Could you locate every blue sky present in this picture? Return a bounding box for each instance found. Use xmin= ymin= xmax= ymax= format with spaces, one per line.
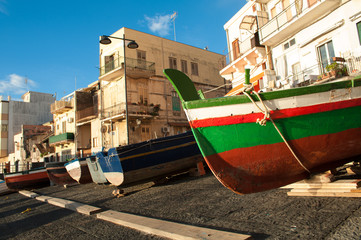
xmin=0 ymin=0 xmax=246 ymax=100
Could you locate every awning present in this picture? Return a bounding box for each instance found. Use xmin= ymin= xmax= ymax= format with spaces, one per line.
xmin=239 ymin=15 xmax=257 ymax=31
xmin=225 ymin=72 xmax=264 ymax=96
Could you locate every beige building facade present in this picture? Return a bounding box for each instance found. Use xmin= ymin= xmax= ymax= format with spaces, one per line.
xmin=97 ymin=27 xmax=227 ymax=149
xmin=49 ymin=93 xmax=76 ymax=161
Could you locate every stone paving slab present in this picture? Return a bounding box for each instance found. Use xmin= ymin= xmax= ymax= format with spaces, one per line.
xmin=97 ymin=210 xmax=252 ymax=240
xmin=18 ymin=190 xmax=39 ymax=198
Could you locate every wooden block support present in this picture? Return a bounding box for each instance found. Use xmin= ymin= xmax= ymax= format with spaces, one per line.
xmin=197 ymin=161 xmax=206 ymax=176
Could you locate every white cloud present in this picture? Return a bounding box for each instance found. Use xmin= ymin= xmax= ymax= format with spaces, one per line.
xmin=144 ymin=14 xmax=172 ymax=36
xmin=0 ymin=74 xmax=36 ymax=95
xmin=0 ymin=0 xmax=8 ymax=15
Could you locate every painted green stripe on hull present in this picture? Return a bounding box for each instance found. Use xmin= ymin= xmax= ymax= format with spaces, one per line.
xmin=184 ymin=79 xmax=361 ymax=110
xmin=193 ymin=105 xmax=361 ymax=157
xmin=202 ymin=128 xmax=361 ymax=194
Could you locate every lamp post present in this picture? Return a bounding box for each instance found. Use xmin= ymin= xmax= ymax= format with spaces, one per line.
xmin=100 ymin=34 xmax=139 ymax=145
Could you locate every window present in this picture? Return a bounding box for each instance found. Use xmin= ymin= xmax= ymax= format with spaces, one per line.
xmin=104 ymin=54 xmax=115 ymax=73
xmin=290 ymin=38 xmax=296 ymax=46
xmin=137 ymin=50 xmax=146 ymax=69
xmin=169 ymin=57 xmax=177 ymax=69
xmin=283 ymin=38 xmax=296 ymax=50
xmin=181 ymin=60 xmax=188 ymax=73
xmin=172 ymin=91 xmax=181 ymax=116
xmin=357 ymin=21 xmax=361 ymax=45
xmin=283 ymin=42 xmax=290 ymax=50
xmin=318 ymin=40 xmax=335 ymax=73
xmin=62 ymin=121 xmax=66 ymax=134
xmin=191 ymin=62 xmax=199 ymax=76
xmin=138 ymin=83 xmax=148 ymax=105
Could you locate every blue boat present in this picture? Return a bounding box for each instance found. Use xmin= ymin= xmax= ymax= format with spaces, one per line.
xmin=96 ymin=131 xmax=203 ymax=186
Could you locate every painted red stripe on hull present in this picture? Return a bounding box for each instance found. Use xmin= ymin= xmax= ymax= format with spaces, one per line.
xmin=5 ymin=171 xmax=48 ymax=183
xmin=191 ymin=98 xmax=361 ymax=128
xmin=203 ymin=128 xmax=361 ymax=194
xmin=5 ymin=171 xmax=50 ymax=189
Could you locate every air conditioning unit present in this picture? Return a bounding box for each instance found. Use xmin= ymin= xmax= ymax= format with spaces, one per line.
xmin=161 ymin=127 xmax=170 ymax=133
xmin=67 ymin=117 xmax=74 ymax=123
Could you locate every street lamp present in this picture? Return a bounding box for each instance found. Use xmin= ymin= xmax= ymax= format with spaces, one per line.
xmin=99 ymin=34 xmax=139 ymax=145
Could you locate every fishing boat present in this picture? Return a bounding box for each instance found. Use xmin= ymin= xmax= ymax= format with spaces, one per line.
xmin=86 ymin=155 xmax=108 ymax=184
xmin=0 ymin=180 xmax=15 ymax=195
xmin=4 ymin=167 xmax=50 ymax=190
xmin=96 ymin=131 xmax=203 ymax=187
xmin=65 ymin=157 xmax=92 ymax=184
xmin=164 ymin=69 xmax=361 ymax=194
xmin=46 ymin=161 xmax=77 ymax=186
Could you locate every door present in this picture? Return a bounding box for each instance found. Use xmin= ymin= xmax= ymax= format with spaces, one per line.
xmin=318 ymin=41 xmax=335 ymax=73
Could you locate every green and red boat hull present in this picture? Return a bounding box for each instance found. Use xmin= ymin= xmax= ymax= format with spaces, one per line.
xmin=164 ymin=69 xmax=361 ymax=194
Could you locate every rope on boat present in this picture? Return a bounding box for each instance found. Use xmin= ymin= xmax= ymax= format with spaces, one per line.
xmin=242 ymin=84 xmax=311 ymax=174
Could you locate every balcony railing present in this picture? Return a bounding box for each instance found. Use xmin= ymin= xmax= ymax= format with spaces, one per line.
xmin=101 ymin=102 xmax=126 ymax=119
xmin=259 ymin=0 xmax=340 ymax=45
xmin=128 ymin=104 xmax=159 ymax=117
xmin=49 ymin=132 xmax=74 ymax=145
xmin=0 ymin=162 xmax=45 ymax=174
xmin=51 ymin=100 xmax=73 ymax=114
xmin=76 ymin=106 xmax=98 ymax=122
xmin=100 ymin=56 xmax=156 ymax=76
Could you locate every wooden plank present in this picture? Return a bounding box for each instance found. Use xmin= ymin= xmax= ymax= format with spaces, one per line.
xmin=282 ymin=179 xmax=361 ymax=189
xmin=287 ymin=191 xmax=361 ymax=197
xmin=97 ymin=210 xmax=252 ymax=240
xmin=290 ymin=188 xmax=355 ymax=193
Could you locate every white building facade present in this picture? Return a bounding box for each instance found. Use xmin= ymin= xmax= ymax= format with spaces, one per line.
xmin=221 ymin=0 xmax=361 ymax=92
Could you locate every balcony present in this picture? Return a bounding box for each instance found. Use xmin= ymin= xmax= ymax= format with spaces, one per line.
xmin=259 ymin=0 xmax=341 ymax=46
xmin=101 ymin=102 xmax=126 ymax=120
xmin=49 ymin=132 xmax=74 ymax=146
xmin=76 ymin=106 xmax=98 ymax=123
xmin=101 ymin=103 xmax=159 ymax=121
xmin=99 ymin=56 xmax=156 ymax=81
xmin=51 ymin=100 xmax=73 ymax=114
xmin=221 ymin=32 xmax=266 ymax=76
xmin=128 ymin=104 xmax=159 ymax=119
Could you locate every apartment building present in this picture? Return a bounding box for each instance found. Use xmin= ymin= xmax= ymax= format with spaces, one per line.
xmin=49 ymin=93 xmax=76 ymax=161
xmin=0 ymin=91 xmax=55 ymax=161
xmin=95 ymin=27 xmax=227 ymax=150
xmin=221 ymin=0 xmax=361 ymax=92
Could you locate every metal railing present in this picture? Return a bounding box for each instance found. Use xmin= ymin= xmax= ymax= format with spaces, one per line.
xmin=259 ymin=0 xmax=320 ymax=42
xmin=102 ymin=102 xmax=126 ymax=119
xmin=76 ymin=106 xmax=98 ymax=122
xmin=345 ymin=55 xmax=361 ymax=76
xmin=99 ymin=56 xmax=156 ymax=76
xmin=51 ymin=100 xmax=73 ymax=113
xmin=0 ymin=162 xmax=45 ymax=174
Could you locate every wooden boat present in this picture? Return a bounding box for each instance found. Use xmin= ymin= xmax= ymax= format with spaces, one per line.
xmin=0 ymin=180 xmax=15 ymax=195
xmin=96 ymin=131 xmax=203 ymax=186
xmin=46 ymin=161 xmax=77 ymax=186
xmin=86 ymin=156 xmax=108 ymax=184
xmin=164 ymin=69 xmax=361 ymax=194
xmin=4 ymin=167 xmax=50 ymax=190
xmin=65 ymin=158 xmax=92 ymax=184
